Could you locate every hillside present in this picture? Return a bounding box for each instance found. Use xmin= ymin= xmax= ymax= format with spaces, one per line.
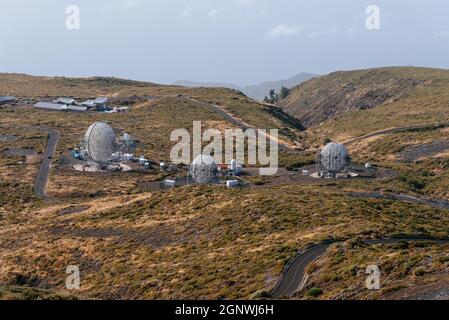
xmin=2 ymin=70 xmax=449 ymax=301
xmin=0 ymin=73 xmax=306 ymax=148
xmin=280 ymin=67 xmax=449 ymax=129
xmin=173 ymin=80 xmax=241 ymax=91
xmin=0 ymin=286 xmax=79 ymax=300
xmin=174 ymin=73 xmax=317 ymax=101
xmin=1 ymin=183 xmax=448 ymax=299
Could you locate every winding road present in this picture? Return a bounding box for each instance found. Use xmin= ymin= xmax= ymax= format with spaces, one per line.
xmin=271 ymin=242 xmax=331 ymax=298
xmin=271 ymin=237 xmax=449 ymax=298
xmin=270 ymin=190 xmax=449 ymax=298
xmin=160 ymin=96 xmax=449 ymax=299
xmin=265 ymin=119 xmax=449 ymax=298
xmin=25 ymin=122 xmax=449 ymax=298
xmin=7 ymin=100 xmax=449 ymax=299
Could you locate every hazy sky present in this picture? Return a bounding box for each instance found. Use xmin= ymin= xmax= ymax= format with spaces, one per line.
xmin=1 ymin=0 xmax=449 ymax=85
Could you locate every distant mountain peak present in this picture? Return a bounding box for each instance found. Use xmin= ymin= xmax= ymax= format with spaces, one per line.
xmin=173 ymin=73 xmax=318 ymax=100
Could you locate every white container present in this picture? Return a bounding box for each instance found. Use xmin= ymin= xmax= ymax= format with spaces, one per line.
xmin=235 ymin=165 xmax=243 ymax=175
xmin=230 ymin=159 xmax=237 ymax=171
xmin=302 ymin=170 xmax=309 ymax=176
xmin=226 ymin=180 xmax=239 ymax=188
xmin=123 ymin=153 xmax=134 ymax=161
xmin=164 ymin=179 xmax=176 ymax=187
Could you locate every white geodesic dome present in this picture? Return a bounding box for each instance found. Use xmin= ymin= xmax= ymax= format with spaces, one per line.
xmin=83 ymin=122 xmax=118 ymax=163
xmin=319 ymin=142 xmax=350 ymax=173
xmin=189 ymin=155 xmax=218 ymax=184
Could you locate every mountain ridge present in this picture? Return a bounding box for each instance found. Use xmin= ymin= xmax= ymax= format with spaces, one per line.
xmin=279 ymin=66 xmax=449 ymax=128
xmin=174 ymin=72 xmax=318 ymax=100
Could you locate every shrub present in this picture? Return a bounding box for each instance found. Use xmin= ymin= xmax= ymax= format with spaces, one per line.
xmin=412 ymin=267 xmax=427 ymax=277
xmin=307 ymin=287 xmax=323 ymax=297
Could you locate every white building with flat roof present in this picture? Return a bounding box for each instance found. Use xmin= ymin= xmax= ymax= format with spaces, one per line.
xmin=34 ymin=102 xmax=87 ymax=112
xmin=0 ymin=96 xmax=16 ymax=105
xmin=94 ymin=97 xmax=108 ymax=105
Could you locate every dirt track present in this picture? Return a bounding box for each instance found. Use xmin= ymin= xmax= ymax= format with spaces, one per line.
xmin=342 ymin=122 xmax=448 ymax=146
xmin=182 ymin=96 xmax=299 ymax=153
xmin=399 ymin=140 xmax=449 ymax=162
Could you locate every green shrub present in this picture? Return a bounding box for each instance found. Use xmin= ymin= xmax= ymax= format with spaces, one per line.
xmin=307 ymin=287 xmax=323 ymax=297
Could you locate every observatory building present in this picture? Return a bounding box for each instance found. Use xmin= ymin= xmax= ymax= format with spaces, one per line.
xmin=189 ymin=155 xmax=218 ymax=184
xmin=83 ymin=122 xmax=117 ymax=164
xmin=77 ymin=121 xmax=135 ymax=170
xmin=315 ymin=142 xmax=354 ymax=178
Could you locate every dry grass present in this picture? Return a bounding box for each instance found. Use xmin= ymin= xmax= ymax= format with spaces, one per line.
xmin=2 ymin=71 xmax=449 ymax=300
xmin=1 ymin=184 xmax=448 ymax=299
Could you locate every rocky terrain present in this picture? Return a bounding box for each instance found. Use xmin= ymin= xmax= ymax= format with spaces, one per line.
xmin=279 ymin=67 xmax=443 ymax=128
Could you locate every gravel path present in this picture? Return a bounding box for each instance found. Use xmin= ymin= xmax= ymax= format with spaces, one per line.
xmin=399 ymin=140 xmax=449 ymax=162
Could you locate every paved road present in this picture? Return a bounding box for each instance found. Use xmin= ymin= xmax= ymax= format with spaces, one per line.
xmin=271 ymin=237 xmax=449 ymax=298
xmin=269 ymin=182 xmax=449 ymax=298
xmin=21 ymin=126 xmax=60 ymax=201
xmin=271 ymin=243 xmax=331 ymax=298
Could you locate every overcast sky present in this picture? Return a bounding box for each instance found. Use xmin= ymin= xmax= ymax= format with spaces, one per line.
xmin=1 ymin=0 xmax=449 ymax=85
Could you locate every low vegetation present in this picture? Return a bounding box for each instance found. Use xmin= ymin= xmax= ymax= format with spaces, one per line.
xmin=300 ymin=241 xmax=449 ymax=300
xmin=1 ymin=184 xmax=448 ymax=299
xmin=1 ymin=69 xmax=449 ymax=300
xmin=282 ymin=67 xmax=449 ymax=129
